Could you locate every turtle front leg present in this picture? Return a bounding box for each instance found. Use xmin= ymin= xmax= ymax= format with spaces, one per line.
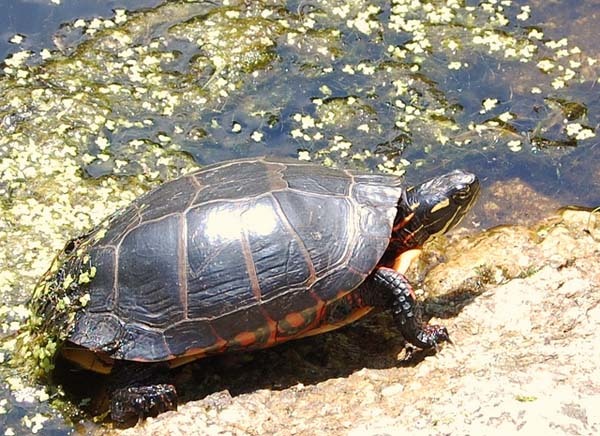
xmin=362 ymin=267 xmax=450 ymax=349
xmin=111 ymin=383 xmax=177 ymax=423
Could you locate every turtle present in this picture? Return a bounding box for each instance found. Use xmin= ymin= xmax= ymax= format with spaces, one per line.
xmin=28 ymin=157 xmax=479 ymax=423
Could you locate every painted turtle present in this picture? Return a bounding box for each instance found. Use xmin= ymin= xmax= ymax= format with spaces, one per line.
xmin=29 ymin=157 xmax=479 ymax=422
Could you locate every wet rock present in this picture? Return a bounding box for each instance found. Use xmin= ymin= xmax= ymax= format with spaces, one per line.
xmin=479 ymin=178 xmax=562 ymax=227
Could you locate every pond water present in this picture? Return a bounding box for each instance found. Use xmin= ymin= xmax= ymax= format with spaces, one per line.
xmin=0 ymin=0 xmax=164 ymax=61
xmin=0 ymin=0 xmax=598 ymax=433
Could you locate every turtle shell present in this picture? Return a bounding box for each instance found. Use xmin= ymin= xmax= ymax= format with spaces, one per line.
xmin=67 ymin=157 xmax=404 ymax=362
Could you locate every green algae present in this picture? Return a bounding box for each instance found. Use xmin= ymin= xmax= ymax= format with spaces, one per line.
xmin=18 ymin=238 xmax=95 ymax=379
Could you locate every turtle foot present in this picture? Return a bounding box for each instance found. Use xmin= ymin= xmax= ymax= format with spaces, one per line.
xmin=111 ymin=384 xmax=177 ymax=424
xmin=372 ymin=267 xmax=451 ymax=350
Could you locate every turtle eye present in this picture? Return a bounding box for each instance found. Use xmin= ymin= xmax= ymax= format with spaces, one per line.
xmin=64 ymin=234 xmax=88 ymax=254
xmin=453 ymin=186 xmax=471 ymax=201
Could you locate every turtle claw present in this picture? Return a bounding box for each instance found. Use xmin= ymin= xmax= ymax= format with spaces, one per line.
xmin=407 ymin=323 xmax=450 ymax=350
xmin=400 ymin=326 xmax=451 ymax=363
xmin=111 ymin=384 xmax=178 ymax=424
xmin=417 ymin=324 xmax=451 ymax=350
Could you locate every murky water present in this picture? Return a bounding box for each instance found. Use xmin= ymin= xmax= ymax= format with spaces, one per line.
xmin=0 ymin=0 xmax=164 ymax=61
xmin=0 ymin=0 xmax=598 ymax=433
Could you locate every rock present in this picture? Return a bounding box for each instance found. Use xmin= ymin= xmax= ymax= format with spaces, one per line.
xmin=380 ymin=383 xmax=404 ymax=398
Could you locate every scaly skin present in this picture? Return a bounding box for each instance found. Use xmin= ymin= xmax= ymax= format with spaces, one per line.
xmin=353 ymin=267 xmax=450 ymax=349
xmin=111 ymin=384 xmax=177 ymax=424
xmin=318 ymin=266 xmax=450 ymax=350
xmin=369 ymin=267 xmax=449 ymax=349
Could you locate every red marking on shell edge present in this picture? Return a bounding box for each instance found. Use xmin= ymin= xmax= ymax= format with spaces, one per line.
xmin=295 ymin=306 xmax=374 ymax=339
xmin=164 ymin=337 xmax=229 ymax=369
xmin=257 ymin=307 xmax=279 ymax=346
xmin=266 ymin=317 xmax=278 ymax=345
xmin=173 ymin=324 xmax=229 ymax=362
xmin=284 ymin=312 xmax=307 ymax=329
xmin=314 ymin=299 xmax=327 ymax=325
xmin=335 ymin=289 xmax=349 ymax=299
xmin=233 ymin=331 xmax=257 ymax=347
xmin=207 ymin=323 xmax=228 ymax=348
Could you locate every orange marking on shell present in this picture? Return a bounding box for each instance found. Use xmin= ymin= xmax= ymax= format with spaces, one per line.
xmin=210 ymin=337 xmax=228 ymax=354
xmin=167 ymin=337 xmax=229 ymax=368
xmin=284 ymin=312 xmax=307 ymax=329
xmin=180 ymin=337 xmax=226 ymax=357
xmin=335 ymin=289 xmax=349 ymax=299
xmin=168 ymin=353 xmax=206 ymax=369
xmin=205 ymin=324 xmax=228 ymax=352
xmin=297 ymin=306 xmax=374 ymax=339
xmin=256 ymin=308 xmax=279 ymax=346
xmin=234 ymin=331 xmax=257 ymax=347
xmin=313 ymin=298 xmax=327 ymax=324
xmin=267 ymin=317 xmax=278 ymax=345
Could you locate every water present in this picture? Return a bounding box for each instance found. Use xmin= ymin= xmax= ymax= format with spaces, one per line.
xmin=0 ymin=0 xmax=598 ymax=433
xmin=0 ymin=0 xmax=163 ymax=61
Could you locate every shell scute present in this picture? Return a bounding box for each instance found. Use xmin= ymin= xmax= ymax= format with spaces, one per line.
xmin=137 ymin=176 xmax=198 ymax=221
xmin=163 ymin=320 xmax=219 ymax=357
xmin=85 ymin=246 xmax=117 ymax=313
xmin=185 ymin=203 xmax=258 ymax=319
xmin=190 ymin=160 xmax=284 ymax=203
xmin=70 ymin=312 xmax=125 ymax=354
xmin=115 ymin=214 xmax=185 ymax=328
xmin=271 ymin=190 xmax=354 ymax=277
xmin=280 ymin=163 xmax=349 ymax=196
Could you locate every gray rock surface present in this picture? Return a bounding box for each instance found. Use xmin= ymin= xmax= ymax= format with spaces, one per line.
xmin=108 ymin=209 xmax=600 ymax=435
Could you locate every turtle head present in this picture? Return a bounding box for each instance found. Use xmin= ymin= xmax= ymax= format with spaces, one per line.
xmin=394 ymin=170 xmax=480 ymax=249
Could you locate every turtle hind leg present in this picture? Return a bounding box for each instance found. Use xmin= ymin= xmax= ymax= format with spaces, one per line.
xmin=107 ymin=361 xmax=178 ymax=425
xmin=364 ymin=267 xmax=450 ymax=349
xmin=111 ymin=384 xmax=177 ymax=424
